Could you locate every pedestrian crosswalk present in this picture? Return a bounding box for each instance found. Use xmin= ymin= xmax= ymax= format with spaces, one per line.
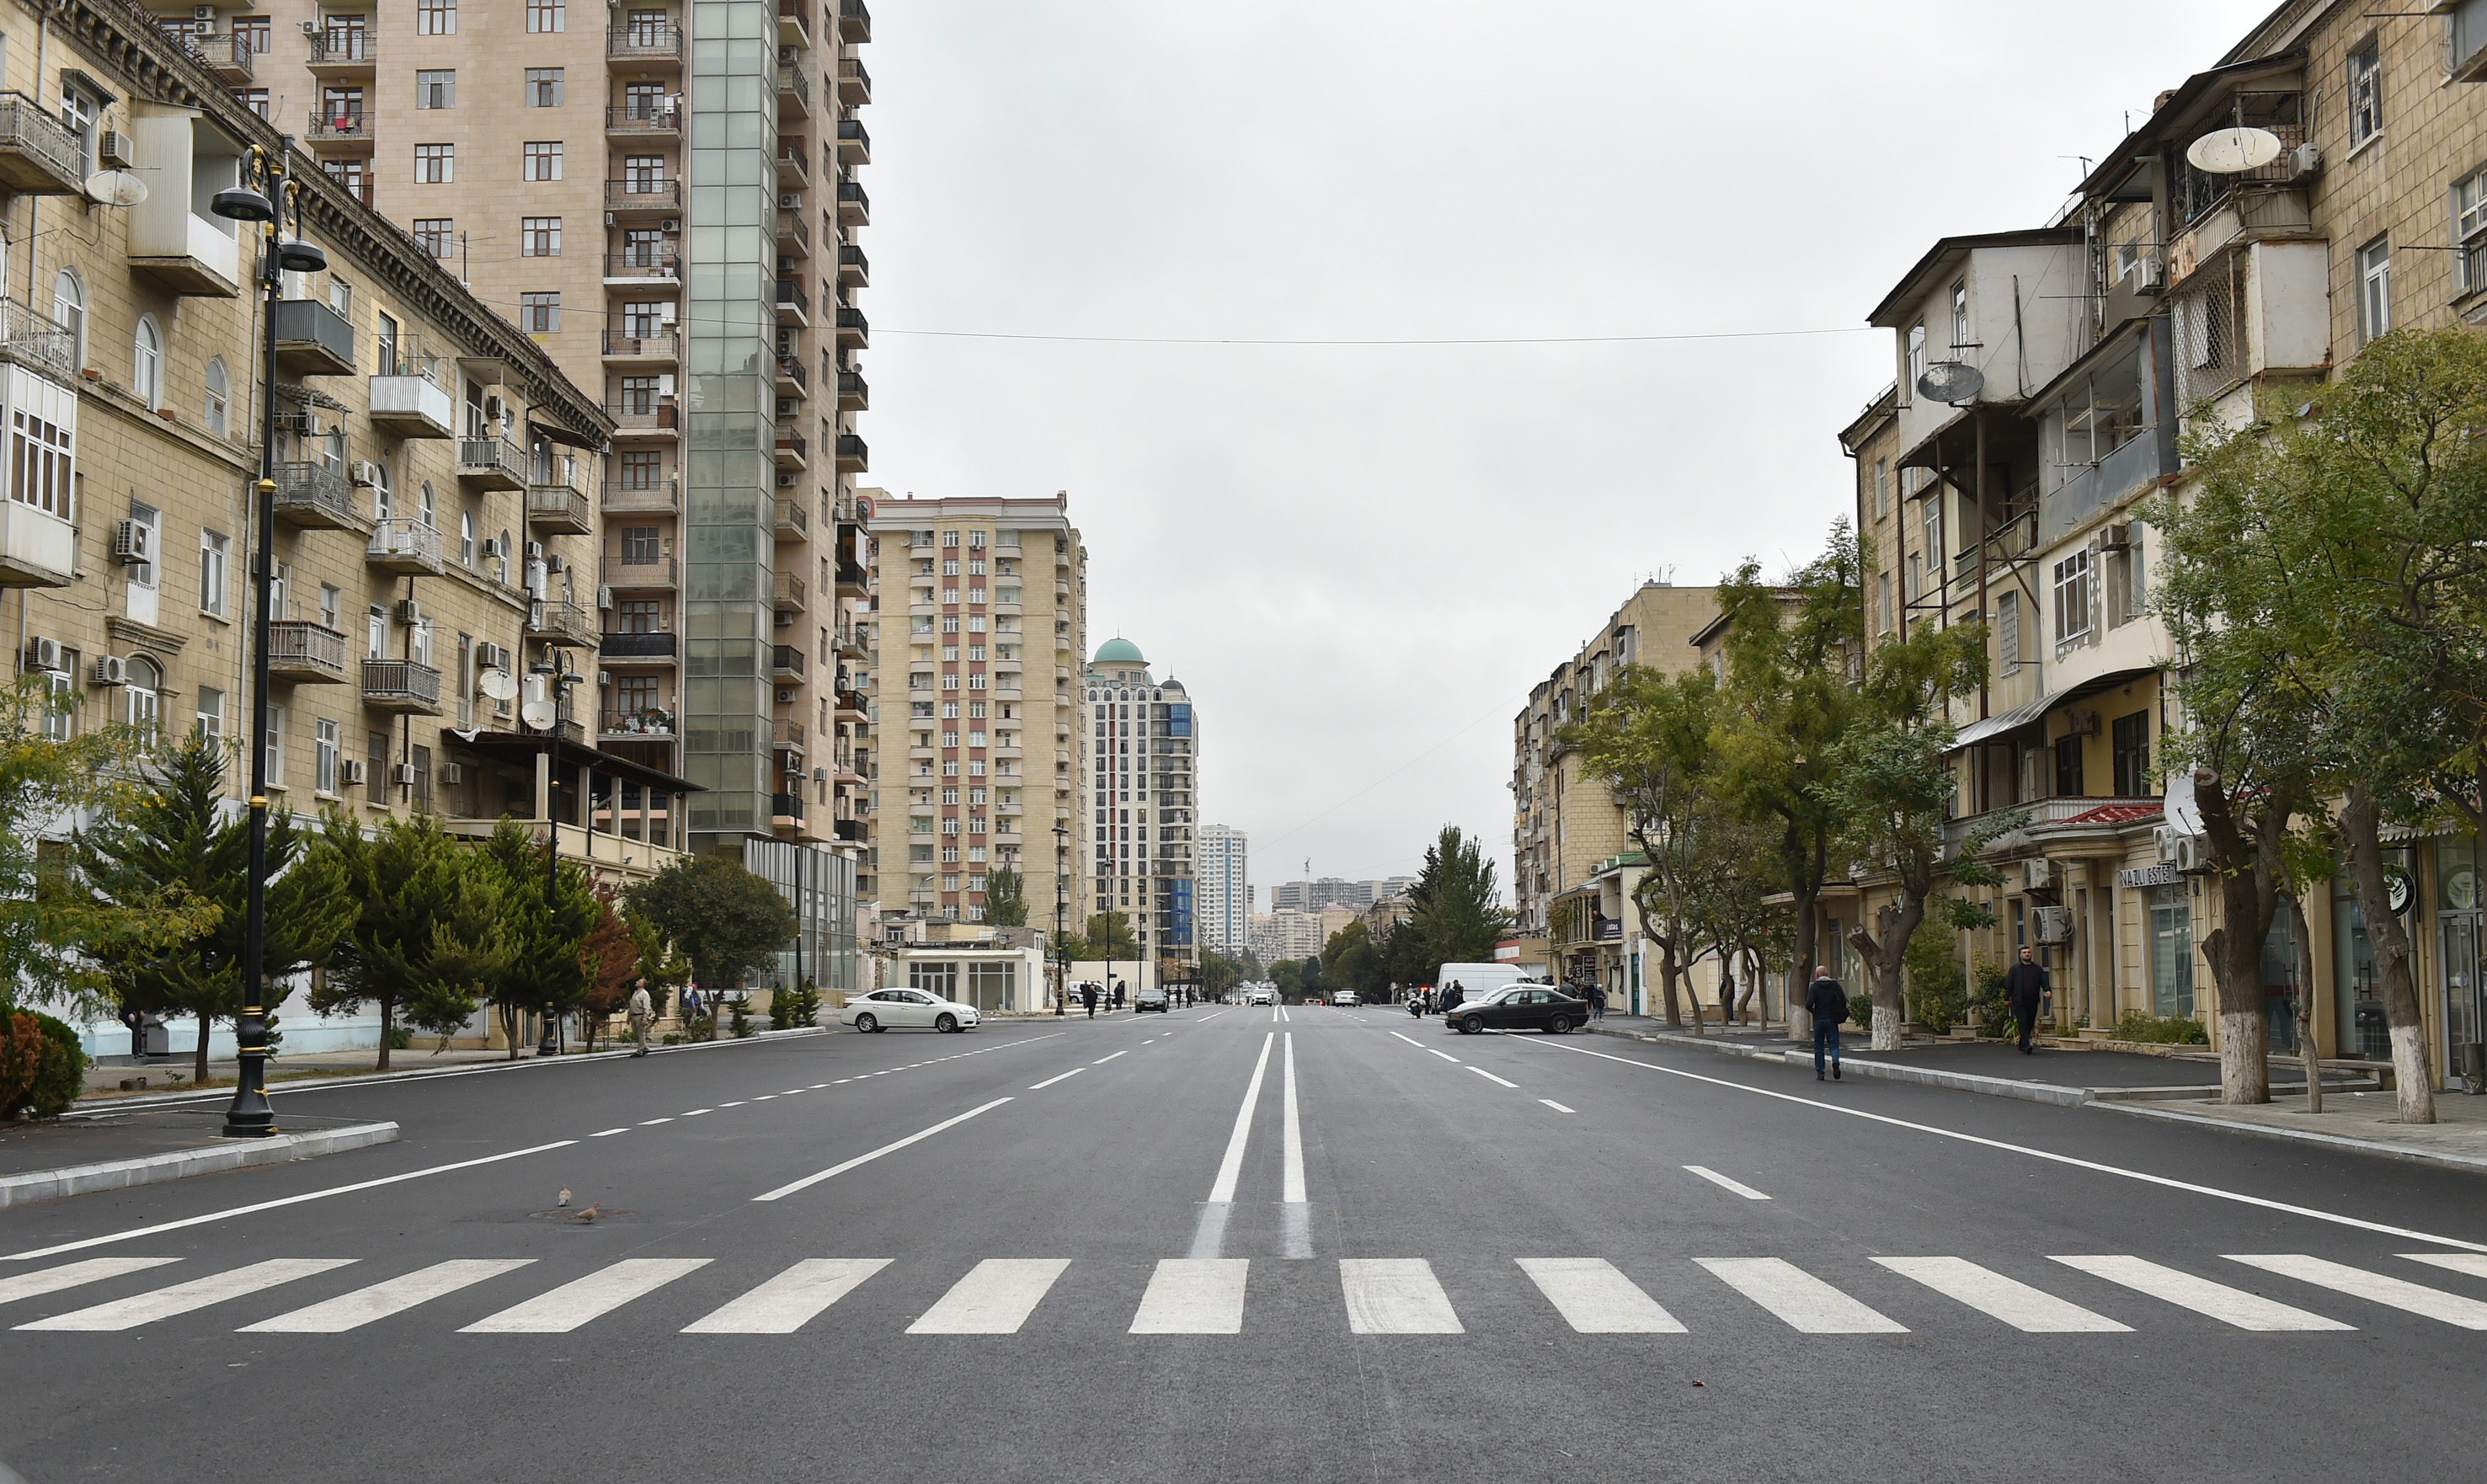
xmin=6 ymin=1249 xmax=2485 ymax=1341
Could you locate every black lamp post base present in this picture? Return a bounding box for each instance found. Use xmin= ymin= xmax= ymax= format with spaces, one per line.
xmin=220 ymin=1096 xmax=277 ymax=1138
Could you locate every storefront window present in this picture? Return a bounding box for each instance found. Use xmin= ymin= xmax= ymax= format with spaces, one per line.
xmin=908 ymin=961 xmax=958 ymax=1000
xmin=2439 ymin=836 xmax=2481 ymax=1079
xmin=2148 ymin=884 xmax=2194 ymax=1018
xmin=2334 ymin=873 xmax=2386 ymax=1059
xmin=2260 ymin=905 xmax=2300 ymax=1054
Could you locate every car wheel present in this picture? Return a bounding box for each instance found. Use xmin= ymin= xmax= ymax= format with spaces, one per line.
xmin=854 ymin=1013 xmax=878 ymax=1033
xmin=936 ymin=1013 xmax=958 ymax=1033
xmin=1545 ymin=1014 xmax=1571 ymax=1035
xmin=1460 ymin=1015 xmax=1484 ymax=1035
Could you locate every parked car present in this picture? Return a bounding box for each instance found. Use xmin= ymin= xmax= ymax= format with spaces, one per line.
xmin=1134 ymin=986 xmax=1169 ymax=1013
xmin=1448 ymin=985 xmax=1589 ymax=1036
xmin=841 ymin=987 xmax=982 ymax=1033
xmin=1333 ymin=990 xmax=1360 ymax=1007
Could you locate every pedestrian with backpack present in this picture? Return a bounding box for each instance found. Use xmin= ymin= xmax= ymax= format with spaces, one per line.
xmin=1805 ymin=965 xmax=1849 ymax=1081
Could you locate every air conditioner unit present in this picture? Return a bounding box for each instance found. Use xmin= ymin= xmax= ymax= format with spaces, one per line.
xmin=24 ymin=637 xmax=60 ymax=671
xmin=2287 ymin=141 xmax=2322 ymax=182
xmin=477 ymin=642 xmax=510 ymax=670
xmin=2132 ymin=254 xmax=2165 ymax=296
xmin=338 ymin=758 xmax=367 ymax=786
xmin=546 ymin=554 xmax=566 ymax=574
xmin=603 ymin=211 xmax=616 ymax=228
xmin=2024 ymin=858 xmax=2058 ymax=891
xmin=95 ymin=130 xmax=135 ymax=169
xmin=778 ymin=193 xmax=801 ymax=211
xmin=2033 ymin=905 xmax=2074 ymax=943
xmin=300 ymin=19 xmax=318 ymax=34
xmin=91 ymin=655 xmax=125 ymax=686
xmin=777 ymin=45 xmax=795 ymax=62
xmin=393 ymin=763 xmax=417 ymax=787
xmin=777 ymin=687 xmax=796 ymax=704
xmin=596 ymin=585 xmax=613 ymax=610
xmin=2170 ymin=835 xmax=2210 ymax=873
xmin=437 ymin=762 xmax=464 ymax=786
xmin=524 ymin=541 xmax=544 ymax=562
xmin=393 ymin=598 xmax=422 ymax=625
xmin=661 ymin=218 xmax=680 ymax=233
xmin=193 ymin=5 xmax=217 ymax=21
xmin=2100 ymin=523 xmax=2133 ymax=552
xmin=480 ymin=538 xmax=505 ymax=560
xmin=110 ymin=519 xmax=152 ymax=564
xmin=350 ymin=461 xmax=383 ymax=488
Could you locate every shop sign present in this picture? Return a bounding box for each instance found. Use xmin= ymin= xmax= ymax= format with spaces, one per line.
xmin=2120 ymin=864 xmax=2182 ymax=889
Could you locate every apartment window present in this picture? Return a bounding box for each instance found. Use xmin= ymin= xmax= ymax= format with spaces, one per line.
xmin=413 ymin=219 xmax=453 ymax=259
xmin=131 ymin=317 xmax=163 ymax=410
xmin=1871 ymin=457 xmax=1888 ymax=519
xmin=367 ymin=730 xmax=388 ymax=804
xmin=323 ymin=157 xmax=372 ymax=204
xmin=1877 ymin=572 xmax=1893 ymax=634
xmin=261 ymin=703 xmax=285 ymax=788
xmin=1997 ymin=590 xmax=2022 ymax=675
xmin=523 ymin=141 xmax=563 ymax=182
xmin=2052 ymin=550 xmax=2094 ymax=644
xmin=237 ymin=17 xmax=270 ymax=51
xmin=616 ymin=675 xmax=659 ymax=715
xmin=623 ymin=154 xmax=665 ymax=191
xmin=1921 ymin=501 xmax=1942 ymax=585
xmin=1950 ymin=280 xmax=1969 ymax=352
xmin=520 ymin=292 xmax=559 ymax=333
xmin=460 ymin=510 xmax=474 ymax=567
xmin=416 ymin=70 xmax=454 ymax=108
xmin=414 ymin=143 xmax=453 ymax=184
xmin=411 ymin=620 xmax=434 ymax=669
xmin=322 ymin=87 xmax=364 ymax=125
xmin=619 ymin=599 xmax=662 ymax=633
xmin=319 ymin=585 xmax=341 ymax=632
xmin=2107 ymin=525 xmax=2146 ymax=627
xmin=619 ymin=451 xmax=661 ymax=488
xmin=367 ymin=606 xmax=387 ymax=662
xmin=417 ymin=0 xmax=456 ymax=35
xmin=520 ymin=217 xmax=562 ymax=257
xmin=627 ymin=9 xmax=669 ymax=45
xmin=2357 ymin=237 xmax=2392 ymax=344
xmin=622 ymin=526 xmax=660 ymax=563
xmin=203 ymin=357 xmax=230 ymax=436
xmin=49 ymin=270 xmax=83 ymax=368
xmin=1904 ymin=552 xmax=1921 ymax=602
xmin=622 ymin=228 xmax=664 ymax=267
xmin=2347 ymin=40 xmax=2383 ymax=149
xmin=624 ymin=82 xmax=666 ymax=120
xmin=195 ymin=688 xmax=224 ymax=742
xmin=623 ymin=302 xmax=664 ymax=338
xmin=2112 ymin=711 xmax=2150 ymax=798
xmin=239 ymin=89 xmax=270 ymax=120
xmin=315 ymin=719 xmax=339 ymax=795
xmin=125 ymin=502 xmax=159 ymax=590
xmin=618 ymin=375 xmax=660 ymax=414
xmin=526 ymin=68 xmax=564 ymax=108
xmin=2053 ymin=732 xmax=2084 ymax=798
xmin=2455 ymin=164 xmax=2487 ymax=292
xmin=456 ymin=634 xmax=474 ymax=727
xmin=526 ymin=0 xmax=566 ymax=33
xmin=1906 ymin=320 xmax=1927 ymax=392
xmin=58 ymin=84 xmax=97 ymax=177
xmin=199 ymin=530 xmax=229 ymax=618
xmin=329 ymin=279 xmax=353 ymax=319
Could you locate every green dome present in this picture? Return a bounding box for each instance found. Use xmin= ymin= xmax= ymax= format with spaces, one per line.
xmin=1092 ymin=638 xmax=1145 ymax=665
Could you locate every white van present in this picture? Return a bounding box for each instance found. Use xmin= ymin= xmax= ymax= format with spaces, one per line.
xmin=1433 ymin=963 xmax=1532 ymax=1007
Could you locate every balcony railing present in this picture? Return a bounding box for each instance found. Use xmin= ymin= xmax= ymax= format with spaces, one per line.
xmin=366 ymin=516 xmax=445 ymax=574
xmin=305 ymin=109 xmax=372 ymax=145
xmin=772 ymin=644 xmax=807 ymax=678
xmin=361 ymin=659 xmax=441 ymax=713
xmin=274 ymin=462 xmax=360 ymax=528
xmin=606 ymin=104 xmax=681 ymax=135
xmin=603 ymin=478 xmax=680 ymax=512
xmin=835 ymin=433 xmax=868 ymax=471
xmin=836 ymin=57 xmax=872 ymax=104
xmin=0 ymin=93 xmax=84 ymax=196
xmin=775 ymin=426 xmax=809 ymax=465
xmin=606 ymin=398 xmax=679 ymax=433
xmin=835 ymin=179 xmax=869 ymax=223
xmin=457 ymin=437 xmax=529 ymax=488
xmin=774 ymin=497 xmax=810 ymax=536
xmin=265 ymin=622 xmax=349 ymax=683
xmin=604 ymin=330 xmax=680 ymax=360
xmin=837 ymin=370 xmax=868 ymax=410
xmin=836 ymin=119 xmax=871 ymax=163
xmin=775 ymin=718 xmax=809 ymax=751
xmin=307 ymin=34 xmax=376 ymax=67
xmin=771 ymin=793 xmax=806 ymax=825
xmin=526 ymin=482 xmax=592 ymax=533
xmin=606 ymin=179 xmax=681 ymax=211
xmin=775 ymin=355 xmax=809 ymax=391
xmin=604 ymin=252 xmax=680 ymax=281
xmin=838 ymin=243 xmax=868 ymax=285
xmin=0 ymin=298 xmax=76 ymax=381
xmin=775 ymin=569 xmax=809 ymax=608
xmin=529 ymin=599 xmax=601 ymax=649
xmin=777 ymin=142 xmax=810 ymax=179
xmin=603 ymin=707 xmax=677 ymax=736
xmin=776 ymin=279 xmax=808 ymax=318
xmin=607 ymin=23 xmax=684 ymax=61
xmin=603 ymin=555 xmax=679 ymax=588
xmin=839 ymin=0 xmax=873 ymax=43
xmin=777 ymin=211 xmax=810 ymax=255
xmin=777 ymin=65 xmax=813 ymax=114
xmin=600 ymin=630 xmax=678 ymax=660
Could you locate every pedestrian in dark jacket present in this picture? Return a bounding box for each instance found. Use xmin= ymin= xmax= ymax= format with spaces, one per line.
xmin=2004 ymin=947 xmax=2050 ymax=1054
xmin=1442 ymin=981 xmax=1465 ymax=1013
xmin=1082 ymin=983 xmax=1098 ymax=1018
xmin=1805 ymin=967 xmax=1848 ymax=1081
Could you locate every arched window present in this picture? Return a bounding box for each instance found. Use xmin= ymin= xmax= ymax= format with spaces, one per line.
xmin=51 ymin=270 xmax=83 ymax=366
xmin=369 ymin=456 xmax=390 ymax=520
xmin=132 ymin=316 xmax=163 ymax=409
xmin=418 ymin=478 xmax=435 ymax=529
xmin=203 ymin=357 xmax=230 ymax=436
xmin=459 ymin=509 xmax=475 ymax=567
xmin=124 ymin=654 xmax=162 ymax=738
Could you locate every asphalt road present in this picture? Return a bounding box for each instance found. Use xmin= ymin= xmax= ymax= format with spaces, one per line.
xmin=3 ymin=1005 xmax=2484 ymax=1483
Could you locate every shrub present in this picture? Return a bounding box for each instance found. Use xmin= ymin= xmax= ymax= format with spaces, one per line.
xmin=2 ymin=1010 xmax=89 ymax=1118
xmin=1848 ymin=990 xmax=1874 ymax=1029
xmin=387 ymin=1025 xmax=414 ymax=1051
xmin=728 ymin=996 xmax=754 ymax=1038
xmin=1903 ymin=925 xmax=1967 ymax=1035
xmin=772 ymin=982 xmax=819 ymax=1029
xmin=1970 ymin=956 xmax=2014 ymax=1037
xmin=2116 ymin=1011 xmax=2209 ymax=1045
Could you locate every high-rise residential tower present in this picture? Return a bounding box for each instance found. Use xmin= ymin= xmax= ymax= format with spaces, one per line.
xmin=156 ymin=0 xmax=879 ymax=991
xmin=1195 ymin=824 xmax=1248 ymax=957
xmin=1084 ymin=640 xmax=1197 ymax=975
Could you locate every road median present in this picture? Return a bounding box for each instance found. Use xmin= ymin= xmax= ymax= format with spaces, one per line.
xmin=0 ymin=1122 xmax=400 ymax=1209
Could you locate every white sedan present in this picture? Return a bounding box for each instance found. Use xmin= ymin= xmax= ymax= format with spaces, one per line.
xmin=842 ymin=988 xmax=982 ymax=1033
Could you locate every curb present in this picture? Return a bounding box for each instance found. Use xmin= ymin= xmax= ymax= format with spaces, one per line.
xmin=1586 ymin=1026 xmax=2099 ymax=1108
xmin=2096 ymin=1100 xmax=2487 ymax=1176
xmin=69 ymin=1026 xmax=832 ymax=1117
xmin=0 ymin=1121 xmax=400 ymax=1209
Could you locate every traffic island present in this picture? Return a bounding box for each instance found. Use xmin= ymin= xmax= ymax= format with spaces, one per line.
xmin=0 ymin=1115 xmax=399 ymax=1209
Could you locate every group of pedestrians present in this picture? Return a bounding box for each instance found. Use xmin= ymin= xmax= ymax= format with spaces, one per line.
xmin=1803 ymin=944 xmax=2052 ymax=1083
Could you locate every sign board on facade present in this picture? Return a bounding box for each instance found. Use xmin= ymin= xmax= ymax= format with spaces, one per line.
xmin=2120 ymin=864 xmax=2183 ymax=889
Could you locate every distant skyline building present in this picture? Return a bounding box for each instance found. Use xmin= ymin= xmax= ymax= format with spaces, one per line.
xmin=1085 ymin=638 xmax=1198 ymax=969
xmin=1270 ymin=876 xmax=1416 ymax=913
xmin=1196 ymin=824 xmax=1249 ymax=956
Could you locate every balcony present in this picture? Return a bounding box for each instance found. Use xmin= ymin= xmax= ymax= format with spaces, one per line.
xmin=526 ymin=481 xmax=592 ymax=535
xmin=603 ymin=556 xmax=678 ymax=590
xmin=839 ymin=0 xmax=872 ymax=44
xmin=200 ymin=29 xmax=254 ymax=85
xmin=604 ymin=478 xmax=679 ymax=514
xmin=368 ymin=373 xmax=455 ymax=439
xmin=0 ymin=299 xmax=77 ymax=382
xmin=606 ymin=179 xmax=681 ymax=215
xmin=0 ymin=94 xmax=85 ymax=196
xmin=457 ymin=437 xmax=528 ymax=491
xmin=600 ymin=630 xmax=678 ymax=661
xmin=306 ymin=33 xmax=377 ymax=74
xmin=835 ymin=818 xmax=866 ymax=844
xmin=835 ymin=433 xmax=868 ymax=472
xmin=606 ymin=104 xmax=681 ymax=139
xmin=835 ymin=558 xmax=869 ymax=595
xmin=603 ymin=330 xmax=680 ymax=363
xmin=603 ymin=707 xmax=677 ymax=739
xmin=775 ymin=356 xmax=809 ymax=397
xmin=836 ymin=370 xmax=868 ymax=411
xmin=366 ymin=517 xmax=444 ymax=576
xmin=834 ymin=687 xmax=868 ymax=719
xmin=776 ymin=142 xmax=810 ymax=184
xmin=528 ymin=599 xmax=601 ymax=650
xmin=771 ymin=793 xmax=806 ymax=829
xmin=835 ymin=179 xmax=869 ymax=227
xmin=274 ymin=462 xmax=364 ymax=531
xmin=836 ymin=119 xmax=871 ymax=165
xmin=777 ymin=66 xmax=813 ymax=120
xmin=838 ymin=243 xmax=868 ymax=287
xmin=775 ymin=718 xmax=808 ymax=753
xmin=836 ymin=57 xmax=872 ymax=105
xmin=772 ymin=644 xmax=807 ymax=681
xmin=774 ymin=425 xmax=809 ymax=471
xmin=273 ymin=300 xmax=355 ymax=376
xmin=1942 ymin=796 xmax=2164 ymax=858
xmin=775 ymin=569 xmax=809 ymax=611
xmin=774 ymin=496 xmax=811 ymax=539
xmin=835 ymin=622 xmax=868 ymax=657
xmin=607 ymin=24 xmax=684 ymax=63
xmin=264 ymin=622 xmax=350 ymax=684
xmin=835 ymin=306 xmax=867 ymax=349
xmin=604 ymin=252 xmax=680 ymax=285
xmin=777 ymin=210 xmax=810 ymax=258
xmin=0 ymin=497 xmax=72 ymax=589
xmin=778 ymin=0 xmax=813 ymax=47
xmin=361 ymin=659 xmax=440 ymax=714
xmin=776 ymin=279 xmax=809 ymax=326
xmin=305 ymin=109 xmax=375 ymax=152
xmin=606 ymin=398 xmax=680 ymax=437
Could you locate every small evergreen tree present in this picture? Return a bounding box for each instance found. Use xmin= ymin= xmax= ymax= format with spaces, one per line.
xmin=308 ymin=810 xmax=503 ymax=1070
xmin=472 ymin=818 xmax=599 ymax=1059
xmin=984 ymin=865 xmax=1028 ymax=926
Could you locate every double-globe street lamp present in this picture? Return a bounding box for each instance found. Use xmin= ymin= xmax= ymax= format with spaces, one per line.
xmin=210 ymin=144 xmax=328 ymax=1140
xmin=1051 ymin=821 xmax=1068 ymax=1016
xmin=526 ymin=654 xmax=584 ymax=1056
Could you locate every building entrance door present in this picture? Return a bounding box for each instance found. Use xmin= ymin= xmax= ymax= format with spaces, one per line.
xmin=2442 ymin=912 xmax=2481 ymax=1088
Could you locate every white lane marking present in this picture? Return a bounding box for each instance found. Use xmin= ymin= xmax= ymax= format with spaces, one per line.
xmin=907 ymin=1258 xmax=1070 ymax=1334
xmin=2228 ymin=1253 xmax=2487 ymax=1329
xmin=1142 ymin=1040 xmax=1155 ymax=1045
xmin=1684 ymin=1166 xmax=1771 ymax=1201
xmin=242 ymin=1259 xmax=537 ymax=1333
xmin=2049 ymin=1256 xmax=2352 ymax=1331
xmin=0 ymin=1257 xmax=179 ymax=1307
xmin=639 ymin=1118 xmax=673 ymax=1125
xmin=19 ymin=1258 xmax=358 ymax=1332
xmin=1698 ymin=1257 xmax=1907 ymax=1333
xmin=1129 ymin=1258 xmax=1249 ymax=1334
xmin=1197 ymin=1010 xmax=1228 ymax=1022
xmin=1280 ymin=1006 xmax=1292 ymax=1022
xmin=1028 ymin=1068 xmax=1084 ymax=1090
xmin=1093 ymin=1050 xmax=1129 ymax=1065
xmin=1466 ymin=1065 xmax=1518 ymax=1090
xmin=1540 ymin=1100 xmax=1576 ymax=1113
xmin=1206 ymin=1033 xmax=1276 ymax=1204
xmin=683 ymin=1109 xmax=712 ymax=1117
xmin=1282 ymin=1033 xmax=1306 ymax=1205
xmin=1426 ymin=1049 xmax=1461 ymax=1064
xmin=1389 ymin=1031 xmax=1424 ymax=1049
xmin=1871 ymin=1257 xmax=2129 ymax=1333
xmin=723 ymin=1100 xmax=749 ymax=1106
xmin=590 ymin=1128 xmax=629 ymax=1137
xmin=753 ymin=1098 xmax=1015 ymax=1201
xmin=681 ymin=1258 xmax=891 ymax=1334
xmin=1271 ymin=1007 xmax=1280 ymax=1023
xmin=1517 ymin=1257 xmax=1685 ymax=1333
xmin=461 ymin=1258 xmax=711 ymax=1333
xmin=1525 ymin=1037 xmax=2487 ymax=1255
xmin=3 ymin=1141 xmax=578 ymax=1263
xmin=755 ymin=1094 xmax=780 ymax=1100
xmin=1340 ymin=1259 xmax=1462 ymax=1334
xmin=809 ymin=1083 xmax=829 ymax=1089
xmin=2405 ymin=1252 xmax=2487 ymax=1279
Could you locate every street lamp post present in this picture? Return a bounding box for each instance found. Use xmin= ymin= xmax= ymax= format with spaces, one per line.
xmin=530 ymin=654 xmax=582 ymax=1056
xmin=211 ymin=146 xmax=328 ymax=1140
xmin=1051 ymin=822 xmax=1067 ymax=1016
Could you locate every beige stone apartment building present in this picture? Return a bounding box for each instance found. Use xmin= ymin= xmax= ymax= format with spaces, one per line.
xmin=1083 ymin=638 xmax=1198 ymax=982
xmin=860 ymin=494 xmax=1090 ymax=947
xmin=147 ymin=0 xmax=878 ymax=990
xmin=0 ymin=0 xmax=664 ymax=1054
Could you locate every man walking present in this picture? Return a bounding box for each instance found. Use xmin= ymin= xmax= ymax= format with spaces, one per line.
xmin=1805 ymin=964 xmax=1848 ymax=1081
xmin=627 ymin=978 xmax=654 ymax=1058
xmin=2004 ymin=946 xmax=2050 ymax=1054
xmin=1082 ymin=982 xmax=1098 ymax=1019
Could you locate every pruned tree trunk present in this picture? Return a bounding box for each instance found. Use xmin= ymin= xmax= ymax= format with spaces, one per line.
xmin=1715 ymin=958 xmax=1737 ymax=1025
xmin=194 ymin=1016 xmax=211 ymax=1086
xmin=2191 ymin=768 xmax=2277 ymax=1105
xmin=2289 ymin=889 xmax=2320 ymax=1114
xmin=1787 ymin=871 xmax=1821 ymax=1044
xmin=376 ymin=998 xmax=395 ymax=1073
xmin=2341 ymin=786 xmax=2435 ymax=1124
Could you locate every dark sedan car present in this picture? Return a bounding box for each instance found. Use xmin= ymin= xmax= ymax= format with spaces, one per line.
xmin=1449 ymin=985 xmax=1590 ymax=1035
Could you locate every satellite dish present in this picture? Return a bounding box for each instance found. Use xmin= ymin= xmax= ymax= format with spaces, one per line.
xmin=520 ymin=697 xmax=557 ymax=730
xmin=478 ymin=667 xmax=520 ymax=702
xmin=2186 ymin=127 xmax=2283 ymax=174
xmin=84 ymin=171 xmax=147 ymax=207
xmin=1917 ymin=361 xmax=1985 ymax=405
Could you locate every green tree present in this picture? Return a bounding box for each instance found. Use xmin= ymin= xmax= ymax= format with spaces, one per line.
xmin=74 ymin=732 xmax=351 ymax=1084
xmin=1081 ymin=910 xmax=1139 ymax=960
xmin=307 ymin=810 xmax=504 ymax=1070
xmin=984 ymin=864 xmax=1028 ymax=926
xmin=1323 ymin=921 xmax=1385 ymax=998
xmin=1566 ymin=664 xmax=1721 ymax=1028
xmin=576 ymin=887 xmax=643 ymax=1051
xmin=1270 ymin=959 xmax=1305 ymax=1001
xmin=623 ymin=851 xmax=798 ymax=1022
xmin=474 ymin=818 xmax=600 ymax=1058
xmin=1199 ymin=949 xmax=1244 ymax=998
xmin=1401 ymin=825 xmax=1513 ymax=982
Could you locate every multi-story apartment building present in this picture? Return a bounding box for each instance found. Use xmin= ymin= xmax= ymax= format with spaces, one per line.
xmin=860 ymin=494 xmax=1088 ymax=937
xmin=1195 ymin=822 xmax=1248 ymax=956
xmin=0 ymin=0 xmax=663 ymax=1054
xmin=1247 ymin=910 xmax=1325 ymax=965
xmin=1268 ymin=876 xmax=1413 ymax=913
xmin=1839 ymin=0 xmax=2487 ymax=1084
xmin=1083 ymin=639 xmax=1198 ymax=977
xmin=148 ymin=0 xmax=878 ymax=993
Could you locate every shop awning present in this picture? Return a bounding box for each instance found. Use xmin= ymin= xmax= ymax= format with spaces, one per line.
xmin=1947 ymin=667 xmax=2160 ymax=752
xmin=443 ymin=726 xmax=704 ymax=795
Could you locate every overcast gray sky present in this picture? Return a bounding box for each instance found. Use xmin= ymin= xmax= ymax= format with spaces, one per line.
xmin=862 ymin=0 xmax=2270 ymax=904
